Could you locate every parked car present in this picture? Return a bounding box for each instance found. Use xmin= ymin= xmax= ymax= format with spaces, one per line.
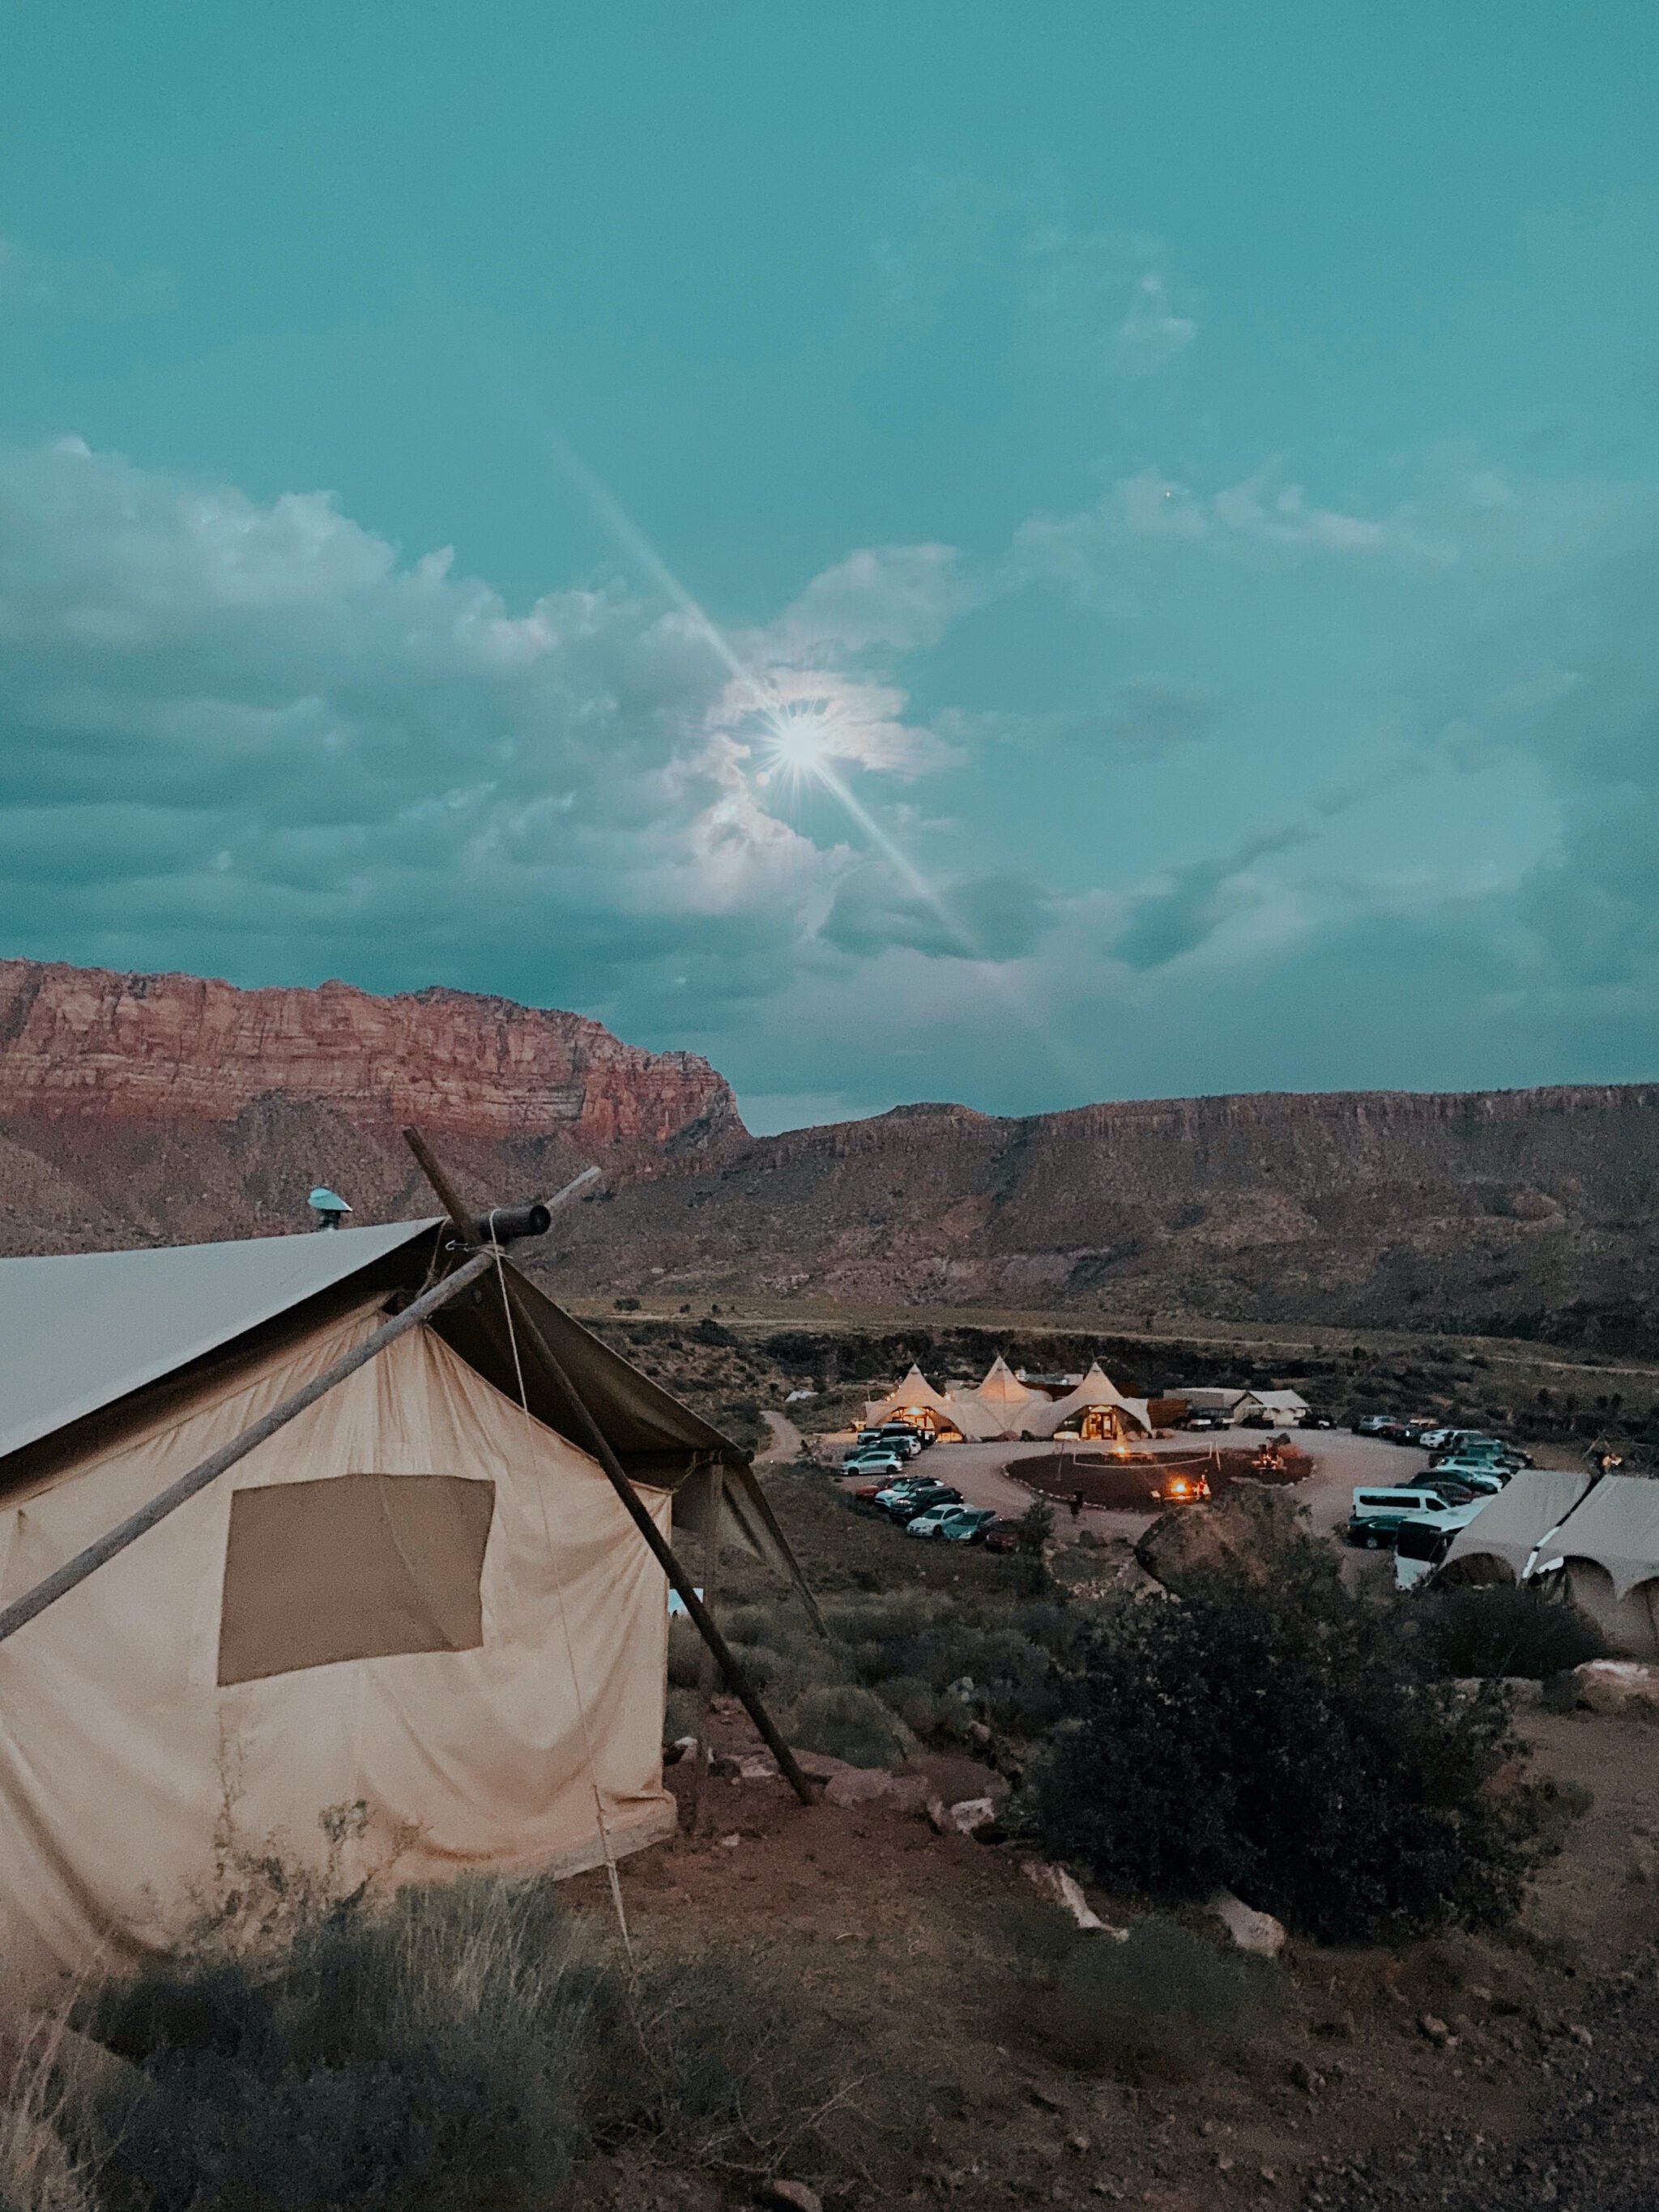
xmin=1394 ymin=1503 xmax=1486 ymax=1589
xmin=1186 ymin=1408 xmax=1232 ymax=1432
xmin=1347 ymin=1485 xmax=1466 ymax=1547
xmin=885 ymin=1485 xmax=964 ymax=1524
xmin=1354 ymin=1413 xmax=1398 ymax=1436
xmin=979 ymin=1517 xmax=1027 ymax=1554
xmin=844 ymin=1450 xmax=906 ymax=1477
xmin=906 ymin=1504 xmax=997 ymax=1541
xmin=1426 ymin=1459 xmax=1510 ymax=1492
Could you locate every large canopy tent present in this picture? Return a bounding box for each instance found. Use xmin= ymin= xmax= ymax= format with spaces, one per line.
xmin=0 ymin=1215 xmax=814 ymax=2007
xmin=1022 ymin=1363 xmax=1151 ymax=1444
xmin=1437 ymin=1469 xmax=1593 ymax=1588
xmin=862 ymin=1366 xmax=967 ymax=1441
xmin=949 ymin=1357 xmax=1047 ymax=1443
xmin=1528 ymin=1474 xmax=1659 ymax=1660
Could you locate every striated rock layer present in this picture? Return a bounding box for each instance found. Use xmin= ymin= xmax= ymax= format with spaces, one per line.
xmin=0 ymin=961 xmax=743 ymax=1255
xmin=0 ymin=957 xmax=1656 ymax=1344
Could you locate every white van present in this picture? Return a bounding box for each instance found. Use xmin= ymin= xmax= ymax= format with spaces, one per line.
xmin=1393 ymin=1502 xmax=1486 ymax=1589
xmin=1346 ymin=1487 xmax=1463 ymax=1549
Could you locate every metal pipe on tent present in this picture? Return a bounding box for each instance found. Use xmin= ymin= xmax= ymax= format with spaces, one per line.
xmin=403 ymin=1127 xmax=819 ymax=1808
xmin=0 ymin=1242 xmax=502 ymax=1651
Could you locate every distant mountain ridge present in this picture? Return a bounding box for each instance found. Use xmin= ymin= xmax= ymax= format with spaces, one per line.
xmin=0 ymin=958 xmax=1653 ymax=1345
xmin=0 ymin=960 xmax=743 ymax=1254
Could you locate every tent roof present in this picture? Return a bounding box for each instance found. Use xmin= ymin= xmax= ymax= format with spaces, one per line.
xmin=1441 ymin=1468 xmax=1593 ymax=1583
xmin=1024 ymin=1363 xmax=1151 ymax=1439
xmin=1247 ymin=1391 xmax=1309 ymax=1412
xmin=1541 ymin=1474 xmax=1659 ymax=1600
xmin=0 ymin=1220 xmax=438 ymax=1468
xmin=864 ymin=1367 xmax=964 ymax=1427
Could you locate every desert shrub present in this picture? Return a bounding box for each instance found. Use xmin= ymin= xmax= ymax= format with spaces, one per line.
xmin=667 ymin=1619 xmax=704 ymax=1689
xmin=783 ymin=1684 xmax=906 ymax=1767
xmin=40 ymin=1875 xmax=924 ymax=2212
xmin=663 ymin=1687 xmax=697 ymax=1742
xmin=1410 ymin=1584 xmax=1606 ymax=1681
xmin=1 ymin=2007 xmax=101 ymax=2212
xmin=1022 ymin=1536 xmax=1545 ymax=1945
xmin=1005 ymin=1912 xmax=1284 ymax=2078
xmin=587 ymin=1931 xmax=922 ymax=2184
xmin=1014 ymin=1500 xmax=1055 ymax=1554
xmin=874 ymin=1674 xmax=957 ymax=1740
xmin=79 ymin=1877 xmax=595 ymax=2212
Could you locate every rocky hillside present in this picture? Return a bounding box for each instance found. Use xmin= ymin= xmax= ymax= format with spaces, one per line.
xmin=0 ymin=958 xmax=1654 ymax=1344
xmin=544 ymin=1089 xmax=1659 ymax=1349
xmin=0 ymin=961 xmax=744 ymax=1254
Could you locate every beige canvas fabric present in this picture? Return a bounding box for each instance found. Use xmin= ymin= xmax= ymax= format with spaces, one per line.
xmin=1023 ymin=1364 xmax=1151 ymax=1443
xmin=1439 ymin=1469 xmax=1593 ymax=1585
xmin=862 ymin=1367 xmax=967 ymax=1438
xmin=946 ymin=1357 xmax=1047 ymax=1441
xmin=1536 ymin=1474 xmax=1659 ymax=1659
xmin=0 ymin=1304 xmax=675 ymax=2009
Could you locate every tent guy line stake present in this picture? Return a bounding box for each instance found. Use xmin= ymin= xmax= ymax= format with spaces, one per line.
xmin=402 ymin=1127 xmax=818 ymax=1808
xmin=0 ymin=1241 xmax=501 ymax=1652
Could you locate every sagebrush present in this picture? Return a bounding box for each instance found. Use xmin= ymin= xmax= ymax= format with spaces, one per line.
xmin=1022 ymin=1534 xmax=1547 ymax=1944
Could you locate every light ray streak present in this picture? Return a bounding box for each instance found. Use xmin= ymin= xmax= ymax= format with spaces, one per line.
xmin=461 ymin=335 xmax=1079 ymax=1081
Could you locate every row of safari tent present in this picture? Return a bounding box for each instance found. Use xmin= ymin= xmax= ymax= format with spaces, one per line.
xmin=865 ymin=1359 xmax=1152 ymax=1444
xmin=1440 ymin=1466 xmax=1659 ymax=1658
xmin=0 ymin=1213 xmax=817 ymax=2012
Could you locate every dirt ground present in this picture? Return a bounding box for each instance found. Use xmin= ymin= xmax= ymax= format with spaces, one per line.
xmin=565 ymin=1676 xmax=1659 ymax=2212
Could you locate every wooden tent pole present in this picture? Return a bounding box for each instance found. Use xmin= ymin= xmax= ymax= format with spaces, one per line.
xmin=0 ymin=1242 xmax=500 ymax=1652
xmin=403 ymin=1127 xmax=817 ymax=1808
xmin=687 ymin=1461 xmax=725 ymax=1839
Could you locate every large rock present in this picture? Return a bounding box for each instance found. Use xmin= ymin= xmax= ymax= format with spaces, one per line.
xmin=1021 ymin=1860 xmax=1128 ymax=1937
xmin=1572 ymin=1660 xmax=1659 ymax=1719
xmin=1209 ymin=1888 xmax=1288 ymax=1956
xmin=1136 ymin=1485 xmax=1307 ymax=1593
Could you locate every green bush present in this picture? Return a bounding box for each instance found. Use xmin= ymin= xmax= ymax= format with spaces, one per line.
xmin=1410 ymin=1584 xmax=1606 ymax=1680
xmin=1022 ymin=1537 xmax=1546 ymax=1945
xmin=783 ymin=1684 xmax=906 ymax=1767
xmin=1006 ymin=1912 xmax=1284 ymax=2078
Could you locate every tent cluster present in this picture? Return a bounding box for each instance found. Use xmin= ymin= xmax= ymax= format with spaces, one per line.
xmin=1440 ymin=1468 xmax=1659 ymax=1659
xmin=865 ymin=1358 xmax=1151 ymax=1444
xmin=0 ymin=1216 xmax=815 ymax=2009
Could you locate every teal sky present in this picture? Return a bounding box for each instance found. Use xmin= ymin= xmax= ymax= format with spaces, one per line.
xmin=2 ymin=2 xmax=1658 ymax=1130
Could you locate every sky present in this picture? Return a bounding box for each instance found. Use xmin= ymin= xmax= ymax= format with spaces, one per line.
xmin=2 ymin=3 xmax=1658 ymax=1133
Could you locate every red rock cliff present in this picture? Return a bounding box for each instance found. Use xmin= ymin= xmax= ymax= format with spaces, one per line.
xmin=0 ymin=961 xmax=745 ymax=1155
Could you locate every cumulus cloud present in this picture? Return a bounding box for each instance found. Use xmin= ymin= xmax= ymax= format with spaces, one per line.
xmin=0 ymin=439 xmax=859 ymax=1013
xmin=821 ymin=865 xmax=1054 ymax=961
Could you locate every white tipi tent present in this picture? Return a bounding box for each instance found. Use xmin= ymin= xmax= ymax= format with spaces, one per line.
xmin=1528 ymin=1474 xmax=1659 ymax=1659
xmin=1023 ymin=1363 xmax=1151 ymax=1443
xmin=863 ymin=1365 xmax=967 ymax=1438
xmin=946 ymin=1357 xmax=1048 ymax=1442
xmin=0 ymin=1220 xmax=811 ymax=2007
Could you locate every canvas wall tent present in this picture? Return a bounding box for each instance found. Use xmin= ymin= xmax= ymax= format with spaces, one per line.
xmin=862 ymin=1366 xmax=966 ymax=1439
xmin=1022 ymin=1364 xmax=1151 ymax=1443
xmin=1178 ymin=1388 xmax=1249 ymax=1415
xmin=0 ymin=1220 xmax=812 ymax=2008
xmin=1438 ymin=1469 xmax=1593 ymax=1588
xmin=1235 ymin=1390 xmax=1310 ymax=1426
xmin=1527 ymin=1474 xmax=1659 ymax=1660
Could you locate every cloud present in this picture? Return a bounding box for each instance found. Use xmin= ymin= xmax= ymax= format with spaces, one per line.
xmin=1098 ymin=676 xmax=1218 ymax=756
xmin=821 ymin=866 xmax=1054 ymax=961
xmin=1111 ymin=272 xmax=1197 ymax=376
xmin=0 ymin=235 xmax=174 ymax=318
xmin=766 ymin=543 xmax=967 ymax=657
xmin=0 ymin=439 xmax=859 ymax=1016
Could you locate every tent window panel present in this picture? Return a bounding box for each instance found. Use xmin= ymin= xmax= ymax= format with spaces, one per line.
xmin=218 ymin=1473 xmax=497 ymax=1687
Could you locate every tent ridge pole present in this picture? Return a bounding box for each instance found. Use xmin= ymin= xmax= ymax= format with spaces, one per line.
xmin=0 ymin=1240 xmax=499 ymax=1652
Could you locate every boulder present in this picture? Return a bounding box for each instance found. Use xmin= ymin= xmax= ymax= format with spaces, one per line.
xmin=1572 ymin=1660 xmax=1659 ymax=1720
xmin=1136 ymin=1485 xmax=1306 ymax=1594
xmin=1209 ymin=1887 xmax=1288 ymax=1957
xmin=1021 ymin=1859 xmax=1128 ymax=1937
xmin=757 ymin=2183 xmax=822 ymax=2212
xmin=824 ymin=1767 xmax=932 ymax=1813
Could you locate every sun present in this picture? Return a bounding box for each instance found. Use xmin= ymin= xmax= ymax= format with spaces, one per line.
xmin=762 ymin=708 xmax=838 ymax=785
